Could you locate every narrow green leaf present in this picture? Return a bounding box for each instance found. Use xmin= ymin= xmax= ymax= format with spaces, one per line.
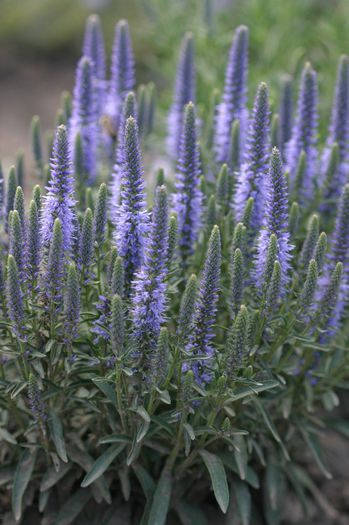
xmin=40 ymin=462 xmax=72 ymax=492
xmin=132 ymin=463 xmax=156 ymax=500
xmin=0 ymin=427 xmax=17 ymax=444
xmin=226 ymin=380 xmax=279 ymax=402
xmin=183 ymin=423 xmax=195 ymax=441
xmin=233 ymin=435 xmax=248 ymax=481
xmin=81 ymin=443 xmax=125 ymax=487
xmin=49 ymin=410 xmax=68 ymax=463
xmin=12 ymin=448 xmax=37 ymax=520
xmin=263 ymin=462 xmax=285 ymax=525
xmin=232 ymin=479 xmax=251 ymax=525
xmin=175 ymin=500 xmax=209 ymax=525
xmin=301 ymin=428 xmax=332 ymax=479
xmin=53 ymin=488 xmax=91 ymax=525
xmin=92 ymin=378 xmax=117 ymax=404
xmin=199 ymin=450 xmax=229 ymax=513
xmin=68 ymin=445 xmax=111 ymax=504
xmin=147 ymin=467 xmax=172 ymax=525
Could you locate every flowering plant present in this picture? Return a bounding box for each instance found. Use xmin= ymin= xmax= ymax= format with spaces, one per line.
xmin=0 ymin=15 xmax=349 ymax=525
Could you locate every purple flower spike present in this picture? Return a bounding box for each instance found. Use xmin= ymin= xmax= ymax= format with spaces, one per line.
xmin=278 ymin=75 xmax=293 ymax=156
xmin=83 ymin=14 xmax=106 ymax=118
xmin=167 ymin=33 xmax=196 ymax=158
xmin=286 ymin=63 xmax=318 ymax=202
xmin=234 ymin=82 xmax=270 ymax=233
xmin=115 ymin=116 xmax=149 ymax=288
xmin=70 ymin=56 xmax=98 ymax=184
xmin=186 ymin=225 xmax=221 ymax=386
xmin=215 ymin=25 xmax=249 ymax=165
xmin=108 ymin=20 xmax=135 ymax=130
xmin=254 ymin=147 xmax=292 ymax=294
xmin=41 ymin=125 xmax=76 ymax=255
xmin=318 ymin=184 xmax=349 ymax=336
xmin=174 ymin=102 xmax=202 ymax=264
xmin=321 ymin=56 xmax=349 ymax=207
xmin=132 ymin=185 xmax=169 ymax=354
xmin=110 ymin=91 xmax=138 ymax=225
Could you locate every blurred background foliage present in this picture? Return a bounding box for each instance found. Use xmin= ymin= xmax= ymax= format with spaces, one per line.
xmin=1 ymin=0 xmax=349 ymax=159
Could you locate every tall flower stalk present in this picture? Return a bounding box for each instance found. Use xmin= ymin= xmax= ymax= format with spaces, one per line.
xmin=215 ymin=25 xmax=249 ymax=165
xmin=234 ymin=82 xmax=270 ymax=233
xmin=254 ymin=147 xmax=292 ymax=293
xmin=70 ymin=56 xmax=98 ymax=184
xmin=167 ymin=33 xmax=196 ymax=158
xmin=109 ymin=20 xmax=135 ymax=130
xmin=41 ymin=125 xmax=76 ymax=256
xmin=173 ymin=102 xmax=202 ymax=265
xmin=186 ymin=225 xmax=221 ymax=385
xmin=114 ymin=116 xmax=149 ymax=288
xmin=132 ymin=186 xmax=169 ymax=362
xmin=286 ymin=63 xmax=318 ymax=202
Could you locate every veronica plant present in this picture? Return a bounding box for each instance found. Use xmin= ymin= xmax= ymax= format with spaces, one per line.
xmin=1 ymin=16 xmax=349 ymax=525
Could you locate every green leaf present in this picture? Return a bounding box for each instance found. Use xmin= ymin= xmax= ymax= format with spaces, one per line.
xmin=326 ymin=417 xmax=349 ymax=438
xmin=12 ymin=448 xmax=37 ymax=520
xmin=226 ymin=380 xmax=280 ymax=402
xmin=175 ymin=500 xmax=209 ymax=525
xmin=137 ymin=419 xmax=150 ymax=443
xmin=300 ymin=428 xmax=332 ymax=479
xmin=199 ymin=450 xmax=229 ymax=513
xmin=263 ymin=462 xmax=285 ymax=525
xmin=92 ymin=378 xmax=117 ymax=404
xmin=68 ymin=445 xmax=111 ymax=504
xmin=232 ymin=479 xmax=251 ymax=525
xmin=183 ymin=423 xmax=195 ymax=441
xmin=147 ymin=467 xmax=172 ymax=525
xmin=0 ymin=427 xmax=17 ymax=444
xmin=53 ymin=488 xmax=91 ymax=525
xmin=218 ymin=451 xmax=260 ymax=489
xmin=81 ymin=443 xmax=125 ymax=487
xmin=233 ymin=435 xmax=248 ymax=481
xmin=132 ymin=463 xmax=156 ymax=500
xmin=49 ymin=410 xmax=68 ymax=463
xmin=99 ymin=433 xmax=131 ymax=445
xmin=253 ymin=399 xmax=290 ymax=461
xmin=40 ymin=462 xmax=72 ymax=492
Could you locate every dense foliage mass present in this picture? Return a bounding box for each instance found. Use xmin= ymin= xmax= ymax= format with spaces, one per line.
xmin=1 ymin=14 xmax=349 ymax=525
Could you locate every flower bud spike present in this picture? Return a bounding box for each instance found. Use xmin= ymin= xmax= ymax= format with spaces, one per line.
xmin=271 ymin=113 xmax=280 ymax=149
xmin=64 ymin=263 xmax=80 ymax=343
xmin=289 ymin=202 xmax=299 ymax=237
xmin=226 ymin=305 xmax=248 ymax=378
xmin=314 ymin=232 xmax=327 ymax=272
xmin=93 ymin=183 xmax=108 ymax=247
xmin=178 ymin=274 xmax=198 ymax=345
xmin=111 ymin=294 xmax=124 ymax=357
xmin=31 ymin=116 xmax=44 ymax=177
xmin=27 ymin=200 xmax=40 ymax=285
xmin=300 ymin=214 xmax=319 ymax=268
xmin=32 ymin=185 xmax=42 ymax=214
xmin=6 ymin=254 xmax=25 ymax=339
xmin=299 ymin=259 xmax=318 ymax=312
xmin=265 ymin=260 xmax=282 ymax=315
xmin=5 ymin=166 xmax=17 ymax=233
xmin=167 ymin=214 xmax=178 ymax=267
xmin=111 ymin=256 xmax=125 ymax=297
xmin=230 ymin=248 xmax=244 ymax=315
xmin=9 ymin=210 xmax=25 ymax=275
xmin=79 ymin=208 xmax=94 ymax=271
xmin=16 ymin=151 xmax=25 ymax=189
